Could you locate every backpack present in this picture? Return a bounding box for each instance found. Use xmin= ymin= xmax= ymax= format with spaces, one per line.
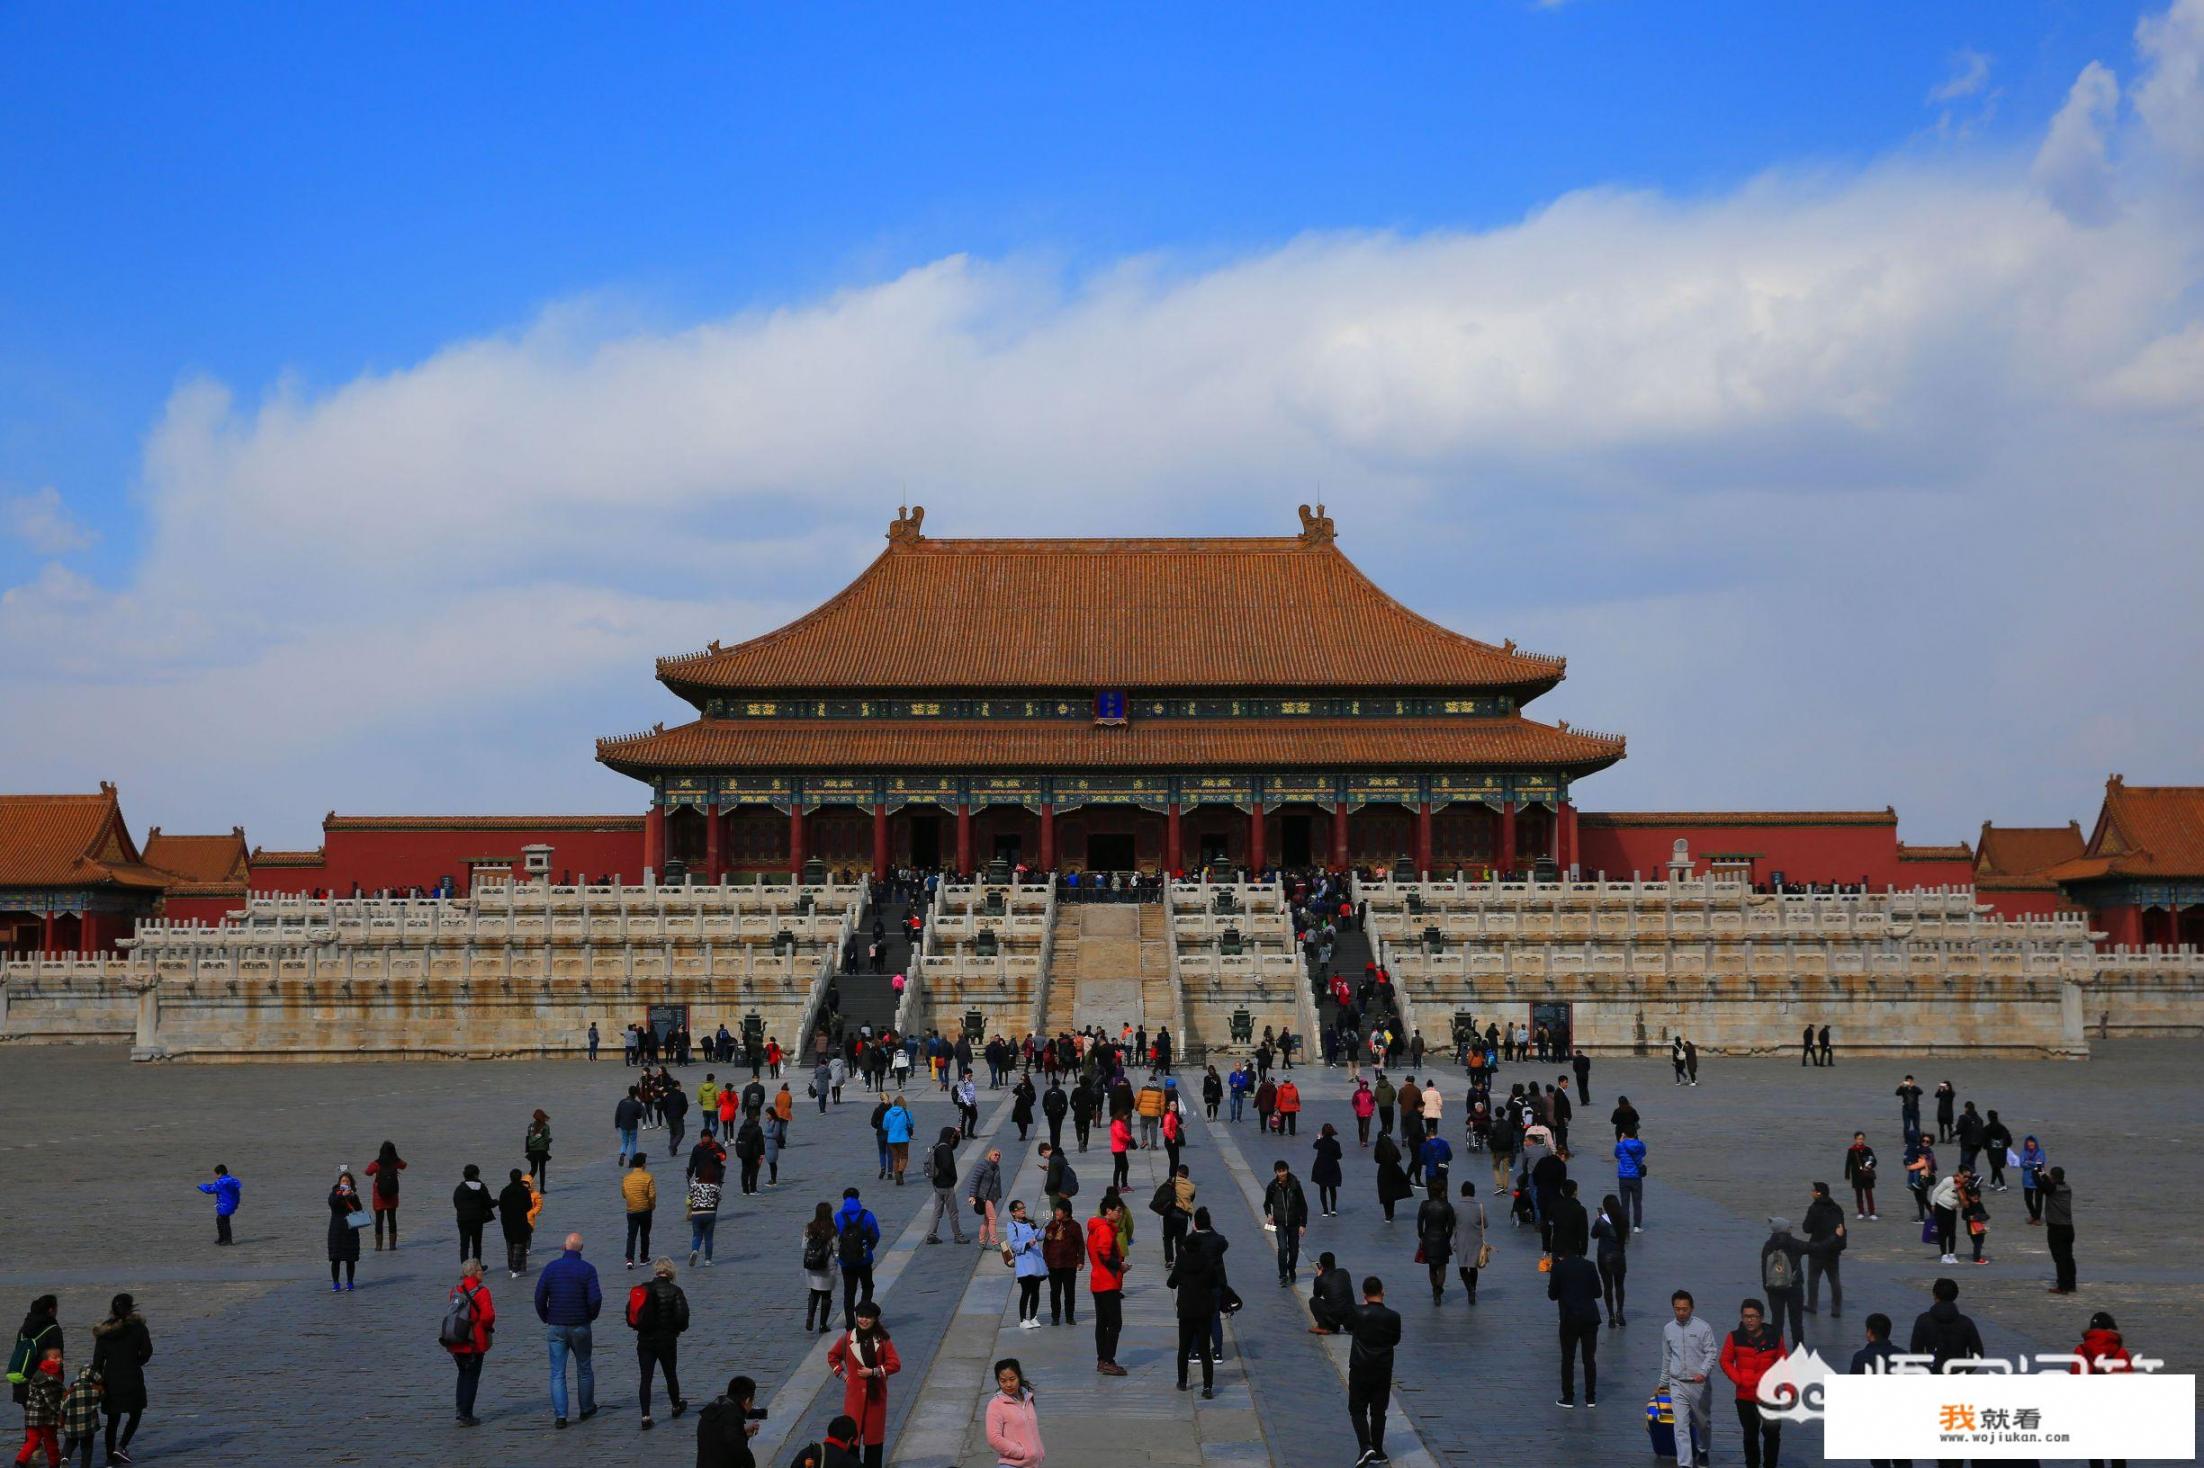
xmin=837 ymin=1212 xmax=870 ymax=1266
xmin=1149 ymin=1180 xmax=1176 ymax=1217
xmin=1056 ymin=1162 xmax=1079 ymax=1199
xmin=931 ymin=1143 xmax=958 ymax=1188
xmin=437 ymin=1284 xmax=478 ymax=1348
xmin=1762 ymin=1246 xmax=1795 ymax=1293
xmin=626 ymin=1283 xmax=651 ymax=1329
xmin=803 ymin=1229 xmax=832 ymax=1272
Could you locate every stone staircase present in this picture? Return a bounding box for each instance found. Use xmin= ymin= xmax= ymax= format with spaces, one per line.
xmin=1041 ymin=902 xmax=1176 ymax=1035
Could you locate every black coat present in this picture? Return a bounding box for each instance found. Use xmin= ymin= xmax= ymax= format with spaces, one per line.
xmin=1310 ymin=1267 xmax=1355 ymax=1328
xmin=326 ymin=1188 xmax=362 ymax=1263
xmin=1548 ymin=1255 xmax=1602 ymax=1323
xmin=1310 ymin=1135 xmax=1344 ymax=1188
xmin=1347 ymin=1302 xmax=1401 ymax=1377
xmin=1373 ymin=1136 xmax=1412 ymax=1205
xmin=694 ymin=1392 xmax=759 ymax=1468
xmin=1166 ymin=1233 xmax=1227 ymax=1321
xmin=1549 ymin=1196 xmax=1590 ymax=1258
xmin=90 ymin=1313 xmax=152 ymax=1414
xmin=499 ymin=1180 xmax=536 ymax=1240
xmin=452 ymin=1180 xmax=498 ymax=1227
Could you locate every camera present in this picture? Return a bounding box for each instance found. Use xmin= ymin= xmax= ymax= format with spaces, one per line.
xmin=745 ymin=1408 xmax=769 ymax=1421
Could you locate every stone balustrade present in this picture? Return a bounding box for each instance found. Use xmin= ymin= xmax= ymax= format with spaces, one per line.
xmin=1167 ymin=878 xmax=1314 ymax=1058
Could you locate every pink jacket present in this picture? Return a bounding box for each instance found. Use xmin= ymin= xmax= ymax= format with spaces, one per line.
xmin=985 ymin=1389 xmax=1044 ymax=1467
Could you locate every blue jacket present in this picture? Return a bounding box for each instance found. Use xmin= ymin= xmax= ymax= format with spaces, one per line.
xmin=1229 ymin=1069 xmax=1251 ymax=1096
xmin=1615 ymin=1137 xmax=1647 ymax=1181
xmin=197 ymin=1174 xmax=242 ymax=1216
xmin=883 ymin=1105 xmax=915 ymax=1144
xmin=834 ymin=1199 xmax=881 ymax=1267
xmin=534 ymin=1249 xmax=603 ymax=1326
xmin=1008 ymin=1218 xmax=1047 ymax=1279
xmin=1418 ymin=1136 xmax=1453 ymax=1169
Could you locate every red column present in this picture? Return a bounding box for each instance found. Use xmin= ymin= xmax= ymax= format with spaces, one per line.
xmin=872 ymin=802 xmax=890 ymax=881
xmin=1249 ymin=802 xmax=1266 ymax=873
xmin=644 ymin=804 xmax=666 ymax=879
xmin=79 ymin=914 xmax=98 ymax=955
xmin=1416 ymin=801 xmax=1434 ymax=876
xmin=40 ymin=910 xmax=54 ymax=954
xmin=788 ymin=803 xmax=807 ymax=875
xmin=955 ymin=802 xmax=973 ymax=874
xmin=1166 ymin=802 xmax=1181 ymax=875
xmin=704 ymin=803 xmax=723 ymax=883
xmin=1332 ymin=802 xmax=1350 ymax=871
xmin=1499 ymin=803 xmax=1518 ymax=876
xmin=1039 ymin=804 xmax=1056 ymax=871
xmin=1555 ymin=801 xmax=1574 ymax=875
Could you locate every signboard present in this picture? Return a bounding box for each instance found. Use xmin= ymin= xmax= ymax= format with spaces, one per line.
xmin=1094 ymin=691 xmax=1128 ymax=725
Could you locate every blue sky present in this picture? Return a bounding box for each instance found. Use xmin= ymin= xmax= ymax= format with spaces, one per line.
xmin=2 ymin=2 xmax=2199 ymax=847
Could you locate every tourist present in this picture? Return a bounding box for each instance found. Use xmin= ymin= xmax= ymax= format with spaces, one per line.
xmin=970 ymin=1146 xmax=1006 ymax=1247
xmin=1227 ymin=1062 xmax=1250 ymax=1123
xmin=1956 ymin=1101 xmax=1986 ymax=1176
xmin=1593 ymin=1192 xmax=1629 ymax=1326
xmin=56 ymin=1360 xmax=99 ymax=1468
xmin=1165 ymin=1209 xmax=1221 ymax=1397
xmin=835 ymin=1188 xmax=883 ymax=1328
xmin=1955 ymin=1168 xmax=1990 ymax=1265
xmin=89 ymin=1293 xmax=152 ymax=1465
xmin=1161 ymin=1100 xmax=1184 ymax=1176
xmin=1894 ymin=1074 xmax=1924 ymax=1136
xmin=1683 ymin=1040 xmax=1699 ymax=1085
xmin=1847 ymin=1311 xmax=1900 ymax=1377
xmin=1311 ymin=1122 xmax=1345 ymax=1217
xmin=1294 ymin=1251 xmax=1348 ymax=1334
xmin=1905 ymin=1135 xmax=1939 ymax=1225
xmin=499 ymin=1168 xmax=535 ymax=1277
xmin=1042 ymin=1199 xmax=1083 ymax=1327
xmin=1350 ymin=1080 xmax=1375 ymax=1147
xmin=985 ymin=1358 xmax=1044 ymax=1468
xmin=1671 ymin=1036 xmax=1687 ymax=1085
xmin=1550 ymin=1246 xmax=1602 ymax=1408
xmin=2072 ymin=1309 xmax=2130 ymax=1373
xmin=1108 ymin=1110 xmax=1132 ymax=1192
xmin=14 ymin=1346 xmax=60 ymax=1468
xmin=916 ymin=1125 xmax=965 ymax=1245
xmin=1071 ymin=1076 xmax=1098 ymax=1150
xmin=1416 ymin=1128 xmax=1454 ymax=1194
xmin=1448 ymin=1180 xmax=1487 ymax=1306
xmin=1843 ymin=1132 xmax=1879 ymax=1220
xmin=1201 ymin=1066 xmax=1223 ymax=1121
xmin=630 ymin=1257 xmax=690 ymax=1430
xmin=697 ymin=1374 xmax=765 ymax=1467
xmin=663 ymin=1081 xmax=689 ymax=1155
xmin=535 ymin=1232 xmax=602 ymax=1428
xmin=1011 ymin=1075 xmax=1036 ymax=1141
xmin=526 ymin=1109 xmax=554 ymax=1191
xmin=1252 ymin=1075 xmax=1277 ymax=1132
xmin=1662 ymin=1291 xmax=1717 ymax=1468
xmin=1345 ymin=1275 xmax=1401 ymax=1463
xmin=826 ymin=1302 xmax=901 ymax=1468
xmin=733 ymin=1114 xmax=765 ymax=1196
xmin=1087 ymin=1193 xmax=1127 ymax=1375
xmin=1927 ymin=1165 xmax=1962 ymax=1264
xmin=327 ymin=1169 xmax=365 ymax=1291
xmin=1266 ymin=1161 xmax=1310 ymax=1286
xmin=1488 ymin=1104 xmax=1519 ymax=1193
xmin=765 ymin=1104 xmax=789 ymax=1187
xmin=884 ymin=1095 xmax=916 ymax=1185
xmin=1933 ymin=1080 xmax=1957 ymax=1143
xmin=615 ymin=1087 xmax=644 ymax=1164
xmin=1615 ymin=1127 xmax=1647 ymax=1230
xmin=1043 ymin=1078 xmax=1070 ymax=1148
xmin=2043 ymin=1165 xmax=2078 ymax=1293
xmin=587 ymin=1022 xmax=600 ymax=1062
xmin=1981 ymin=1108 xmax=2013 ymax=1191
xmin=1160 ymin=1164 xmax=1195 ymax=1266
xmin=1759 ymin=1214 xmax=1831 ymax=1344
xmin=1800 ymin=1023 xmax=1817 ymax=1067
xmin=2020 ymin=1135 xmax=2049 ymax=1223
xmin=1573 ymin=1049 xmax=1592 ymax=1104
xmin=684 ymin=1156 xmax=722 ymax=1268
xmin=366 ymin=1140 xmax=406 ymax=1251
xmin=442 ymin=1258 xmax=495 ymax=1427
xmin=621 ymin=1154 xmax=657 ymax=1268
xmin=1906 ymin=1276 xmax=1984 ymax=1372
xmin=803 ymin=1203 xmax=838 ymax=1332
xmin=1007 ymin=1201 xmax=1046 ymax=1329
xmin=10 ymin=1295 xmax=60 ymax=1428
xmin=1803 ymin=1183 xmax=1848 ymax=1321
xmin=451 ymin=1163 xmax=496 ymax=1265
xmin=195 ymin=1163 xmax=242 ymax=1246
xmin=956 ymin=1075 xmax=981 ymax=1139
xmin=1610 ymin=1095 xmax=1641 ymax=1140
xmin=1718 ymin=1299 xmax=1784 ymax=1468
xmin=1416 ymin=1182 xmax=1457 ymax=1304
xmin=1818 ymin=1025 xmax=1833 ymax=1066
xmin=1373 ymin=1130 xmax=1411 ymax=1224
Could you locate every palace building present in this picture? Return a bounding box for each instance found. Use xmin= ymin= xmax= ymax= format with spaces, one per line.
xmin=595 ymin=504 xmax=1627 ymax=881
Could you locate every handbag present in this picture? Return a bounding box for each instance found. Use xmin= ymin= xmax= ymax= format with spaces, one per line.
xmin=1920 ymin=1217 xmax=1938 ymax=1245
xmin=1475 ymin=1241 xmax=1495 ymax=1269
xmin=1537 ymin=1253 xmax=1553 ymax=1273
xmin=345 ymin=1209 xmax=373 ymax=1230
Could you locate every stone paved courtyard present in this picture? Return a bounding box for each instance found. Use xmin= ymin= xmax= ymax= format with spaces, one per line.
xmin=1 ymin=1041 xmax=2197 ymax=1465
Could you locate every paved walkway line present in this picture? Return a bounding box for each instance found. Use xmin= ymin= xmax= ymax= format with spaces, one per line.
xmin=1199 ymin=1095 xmax=1441 ymax=1468
xmin=750 ymin=1088 xmax=1018 ymax=1465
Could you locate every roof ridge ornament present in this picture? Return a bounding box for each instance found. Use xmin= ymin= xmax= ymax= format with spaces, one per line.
xmin=888 ymin=504 xmax=927 ymax=546
xmin=1297 ymin=502 xmax=1335 ymax=544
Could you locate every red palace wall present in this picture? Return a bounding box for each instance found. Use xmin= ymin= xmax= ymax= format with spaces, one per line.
xmin=1574 ymin=814 xmax=1958 ymax=890
xmin=242 ymin=820 xmax=645 ymax=898
xmin=162 ymin=895 xmax=244 ymax=925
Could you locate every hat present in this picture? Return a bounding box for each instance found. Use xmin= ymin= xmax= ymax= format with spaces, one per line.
xmin=1767 ymin=1216 xmax=1791 ymax=1232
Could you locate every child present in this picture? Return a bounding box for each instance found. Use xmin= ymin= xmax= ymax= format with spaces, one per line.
xmin=14 ymin=1348 xmax=61 ymax=1468
xmin=197 ymin=1162 xmax=243 ymax=1244
xmin=59 ymin=1364 xmax=103 ymax=1468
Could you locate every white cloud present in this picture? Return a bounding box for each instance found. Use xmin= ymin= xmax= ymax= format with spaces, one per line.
xmin=7 ymin=2 xmax=2204 ymax=847
xmin=1928 ymin=48 xmax=1993 ymax=103
xmin=2034 ymin=60 xmax=2124 ymax=224
xmin=3 ymin=486 xmax=97 ymax=555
